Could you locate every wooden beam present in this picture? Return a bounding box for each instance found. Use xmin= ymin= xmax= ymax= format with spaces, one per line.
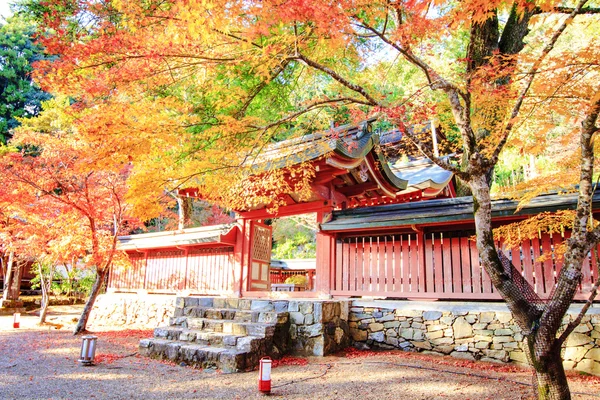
xmin=311 ymin=184 xmax=331 ymax=200
xmin=326 ymin=154 xmax=363 ymax=170
xmin=337 ymin=181 xmax=379 ymax=197
xmin=237 ymin=200 xmax=332 ymax=219
xmin=330 ymin=184 xmax=348 ymax=206
xmin=312 ymin=167 xmax=348 ymax=185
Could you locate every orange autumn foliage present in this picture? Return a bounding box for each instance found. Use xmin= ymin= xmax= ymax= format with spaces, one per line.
xmin=24 ymin=0 xmax=597 ymax=215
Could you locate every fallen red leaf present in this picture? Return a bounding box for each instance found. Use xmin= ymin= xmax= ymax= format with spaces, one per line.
xmin=272 ymin=356 xmax=308 ymax=367
xmin=95 ymin=353 xmax=127 ymax=364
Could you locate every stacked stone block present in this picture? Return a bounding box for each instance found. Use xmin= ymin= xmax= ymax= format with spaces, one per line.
xmin=139 ymin=297 xmax=290 ymax=372
xmin=349 ymin=304 xmax=600 ymax=376
xmin=137 ymin=297 xmax=351 ymax=372
xmin=287 ymin=300 xmax=351 ymax=356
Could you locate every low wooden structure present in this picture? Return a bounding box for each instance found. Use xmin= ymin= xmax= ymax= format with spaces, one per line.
xmin=322 ymin=193 xmax=600 ymax=300
xmin=269 ymin=264 xmax=315 ymax=291
xmin=109 ymin=121 xmax=598 ymax=301
xmin=112 ymin=225 xmax=237 ymax=295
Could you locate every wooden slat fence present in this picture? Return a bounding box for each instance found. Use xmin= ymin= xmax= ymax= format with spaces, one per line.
xmin=270 ymin=269 xmax=316 ymax=291
xmin=332 ymin=231 xmax=597 ymax=300
xmin=109 ymin=246 xmax=236 ymax=294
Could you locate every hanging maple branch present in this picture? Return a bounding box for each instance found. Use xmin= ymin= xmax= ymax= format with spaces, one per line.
xmin=490 ymin=0 xmax=590 ymax=165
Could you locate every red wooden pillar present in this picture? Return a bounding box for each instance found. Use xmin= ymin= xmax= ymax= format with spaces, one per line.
xmin=315 ymin=208 xmax=335 ymax=296
xmin=233 ymin=219 xmax=249 ymax=297
xmin=307 ymin=270 xmax=316 ymax=291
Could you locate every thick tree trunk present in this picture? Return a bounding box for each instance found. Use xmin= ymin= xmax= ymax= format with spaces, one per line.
xmin=469 ymin=172 xmax=572 ymax=399
xmin=527 ymin=337 xmax=571 ymax=400
xmin=469 ymin=172 xmax=542 ymax=330
xmin=467 ymin=11 xmax=499 ymax=73
xmin=73 ymin=267 xmax=106 ymax=335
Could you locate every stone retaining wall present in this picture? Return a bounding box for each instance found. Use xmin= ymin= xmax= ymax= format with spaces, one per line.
xmin=349 ymin=300 xmax=600 ymax=376
xmin=89 ymin=294 xmax=600 ymax=375
xmin=286 ymin=300 xmax=351 ymax=356
xmin=89 ymin=293 xmax=176 ymax=328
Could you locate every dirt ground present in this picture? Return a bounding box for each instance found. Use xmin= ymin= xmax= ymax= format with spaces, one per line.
xmin=1 ymin=307 xmax=600 ymax=400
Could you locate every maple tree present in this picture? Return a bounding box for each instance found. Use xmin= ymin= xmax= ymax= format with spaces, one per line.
xmin=0 ymin=97 xmax=139 ymax=332
xmin=17 ymin=0 xmax=600 ymax=397
xmin=272 ymin=214 xmax=317 ymax=259
xmin=0 ymin=13 xmax=51 ymax=301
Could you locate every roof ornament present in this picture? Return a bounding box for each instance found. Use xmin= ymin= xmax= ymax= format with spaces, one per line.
xmin=358 ymin=163 xmax=369 ymax=182
xmin=356 ymin=121 xmax=372 ymax=139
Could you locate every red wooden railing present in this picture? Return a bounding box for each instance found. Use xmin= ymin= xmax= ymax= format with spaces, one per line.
xmin=109 ymin=247 xmax=236 ymax=294
xmin=332 ymin=231 xmax=597 ymax=300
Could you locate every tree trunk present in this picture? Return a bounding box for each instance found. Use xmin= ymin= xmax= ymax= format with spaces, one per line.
xmin=469 ymin=172 xmax=542 ymax=329
xmin=11 ymin=259 xmax=24 ymax=299
xmin=73 ymin=267 xmax=106 ymax=335
xmin=38 ymin=263 xmax=51 ymax=325
xmin=63 ymin=265 xmax=72 ymax=297
xmin=39 ymin=293 xmax=49 ymax=324
xmin=468 ymin=172 xmax=572 ymax=398
xmin=2 ymin=254 xmax=25 ymax=302
xmin=2 ymin=251 xmax=15 ymax=301
xmin=527 ymin=337 xmax=571 ymax=400
xmin=176 ymin=196 xmax=185 ymax=230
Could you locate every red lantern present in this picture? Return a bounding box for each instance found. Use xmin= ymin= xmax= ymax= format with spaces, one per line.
xmin=258 ymin=357 xmax=272 ymax=394
xmin=13 ymin=313 xmax=20 ymax=329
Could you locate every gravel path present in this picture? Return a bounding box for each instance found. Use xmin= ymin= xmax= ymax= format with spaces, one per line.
xmin=2 ymin=307 xmax=600 ymax=399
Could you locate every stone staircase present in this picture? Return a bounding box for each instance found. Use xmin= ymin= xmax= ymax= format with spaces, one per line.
xmin=139 ymin=297 xmax=291 ymax=372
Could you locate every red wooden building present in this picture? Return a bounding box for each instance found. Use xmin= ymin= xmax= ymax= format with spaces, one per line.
xmin=109 ymin=121 xmax=599 ymax=301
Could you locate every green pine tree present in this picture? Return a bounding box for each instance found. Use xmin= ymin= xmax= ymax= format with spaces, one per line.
xmin=0 ymin=14 xmax=50 ymax=144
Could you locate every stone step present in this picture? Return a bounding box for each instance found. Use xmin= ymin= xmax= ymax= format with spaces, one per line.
xmin=177 ymin=318 xmax=276 ymax=336
xmin=175 ymin=306 xmax=282 ymax=324
xmin=153 ymin=326 xmax=266 ymax=351
xmin=139 ymin=338 xmax=247 ymax=373
xmin=171 ymin=314 xmax=285 ymax=333
xmin=140 ymin=297 xmax=294 ymax=373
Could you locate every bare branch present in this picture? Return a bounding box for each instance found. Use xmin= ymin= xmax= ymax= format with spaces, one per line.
xmin=539 ymin=86 xmax=600 ymax=340
xmin=540 ymin=6 xmax=600 ymax=14
xmin=249 ymin=96 xmax=374 ymax=131
xmin=401 ymin=131 xmax=466 ymax=177
xmin=353 ymin=18 xmax=467 ymax=99
xmin=293 ymin=53 xmax=381 ymax=106
xmin=352 ymin=16 xmax=480 ymax=161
